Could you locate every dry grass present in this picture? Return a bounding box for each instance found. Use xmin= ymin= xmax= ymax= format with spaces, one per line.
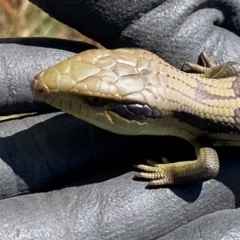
xmin=0 ymin=0 xmax=100 ymax=46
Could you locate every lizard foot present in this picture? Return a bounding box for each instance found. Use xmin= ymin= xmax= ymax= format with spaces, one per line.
xmin=184 ymin=52 xmax=240 ymax=78
xmin=134 ymin=147 xmax=220 ymax=187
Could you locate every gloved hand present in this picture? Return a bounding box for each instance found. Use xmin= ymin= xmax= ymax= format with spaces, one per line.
xmin=0 ymin=0 xmax=239 ymax=239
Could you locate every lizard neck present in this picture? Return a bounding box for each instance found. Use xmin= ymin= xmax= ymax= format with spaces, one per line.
xmin=153 ymin=61 xmax=240 ymax=133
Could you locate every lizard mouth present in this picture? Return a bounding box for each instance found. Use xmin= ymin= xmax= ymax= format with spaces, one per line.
xmin=84 ymin=96 xmax=161 ymax=121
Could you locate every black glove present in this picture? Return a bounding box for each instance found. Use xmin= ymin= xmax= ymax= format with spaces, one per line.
xmin=0 ymin=0 xmax=239 ymax=239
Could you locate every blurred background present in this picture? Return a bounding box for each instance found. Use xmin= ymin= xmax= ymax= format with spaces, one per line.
xmin=0 ymin=0 xmax=101 ymax=120
xmin=0 ymin=0 xmax=100 ymax=47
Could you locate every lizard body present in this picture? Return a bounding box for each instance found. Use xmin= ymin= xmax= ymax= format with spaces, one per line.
xmin=31 ymin=48 xmax=240 ymax=186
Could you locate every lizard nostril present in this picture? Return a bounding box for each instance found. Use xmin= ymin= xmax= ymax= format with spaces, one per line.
xmin=31 ymin=74 xmax=50 ymax=100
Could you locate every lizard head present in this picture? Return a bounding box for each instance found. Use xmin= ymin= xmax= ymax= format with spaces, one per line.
xmin=31 ymin=48 xmax=167 ymax=135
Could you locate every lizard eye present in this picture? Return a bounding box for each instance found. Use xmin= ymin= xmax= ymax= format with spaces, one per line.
xmin=86 ymin=97 xmax=108 ymax=106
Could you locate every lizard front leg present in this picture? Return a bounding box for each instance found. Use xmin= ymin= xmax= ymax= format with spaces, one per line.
xmin=134 ymin=147 xmax=219 ymax=186
xmin=184 ymin=52 xmax=240 ymax=78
